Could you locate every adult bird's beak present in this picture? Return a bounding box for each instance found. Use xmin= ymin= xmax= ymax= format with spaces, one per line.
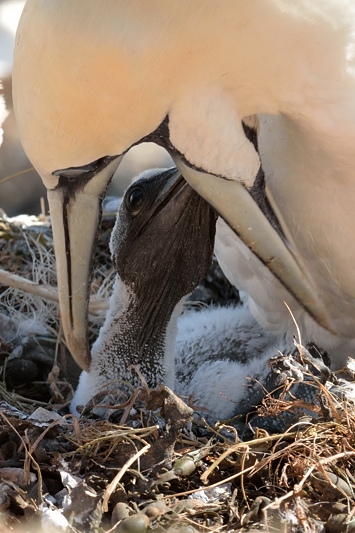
xmin=49 ymin=155 xmax=123 ymax=370
xmin=173 ymin=156 xmax=335 ymax=334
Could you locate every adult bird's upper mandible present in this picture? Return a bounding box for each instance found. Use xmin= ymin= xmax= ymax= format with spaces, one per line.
xmin=12 ymin=0 xmax=355 ymax=369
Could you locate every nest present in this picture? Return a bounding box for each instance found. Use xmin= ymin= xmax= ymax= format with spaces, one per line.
xmin=0 ymin=210 xmax=355 ymax=533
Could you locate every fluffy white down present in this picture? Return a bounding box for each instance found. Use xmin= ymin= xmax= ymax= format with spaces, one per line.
xmin=174 ymin=305 xmax=292 ymax=421
xmin=72 ymin=295 xmax=294 ymax=422
xmin=71 ymin=276 xmax=132 ymax=414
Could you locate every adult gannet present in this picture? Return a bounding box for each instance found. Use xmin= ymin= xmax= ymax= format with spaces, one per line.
xmin=12 ymin=1 xmax=355 ymax=370
xmin=71 ymin=168 xmax=292 ymax=422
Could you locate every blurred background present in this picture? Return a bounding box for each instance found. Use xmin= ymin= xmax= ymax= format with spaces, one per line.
xmin=0 ymin=0 xmax=173 ymax=216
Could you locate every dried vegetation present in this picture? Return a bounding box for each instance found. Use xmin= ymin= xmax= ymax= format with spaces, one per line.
xmin=0 ymin=211 xmax=355 ymax=533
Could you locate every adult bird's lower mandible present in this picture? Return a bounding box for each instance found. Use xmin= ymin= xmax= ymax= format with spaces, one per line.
xmin=12 ymin=1 xmax=355 ymax=369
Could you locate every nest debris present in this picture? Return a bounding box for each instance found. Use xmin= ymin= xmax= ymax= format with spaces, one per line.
xmin=0 ymin=210 xmax=355 ymax=533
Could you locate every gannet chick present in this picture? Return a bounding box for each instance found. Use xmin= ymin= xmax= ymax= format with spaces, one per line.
xmin=71 ymin=168 xmax=295 ymax=421
xmin=71 ymin=168 xmax=217 ymax=413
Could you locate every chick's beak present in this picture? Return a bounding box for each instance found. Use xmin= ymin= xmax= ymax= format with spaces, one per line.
xmin=173 ymin=156 xmax=335 ymax=335
xmin=49 ymin=155 xmax=122 ymax=370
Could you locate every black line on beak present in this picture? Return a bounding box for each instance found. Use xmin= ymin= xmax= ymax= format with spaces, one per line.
xmin=62 ymin=195 xmax=73 ymax=328
xmin=53 ymin=154 xmax=120 ymax=329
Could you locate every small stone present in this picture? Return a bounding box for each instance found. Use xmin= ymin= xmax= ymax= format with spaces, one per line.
xmin=173 ymin=456 xmax=196 ymax=477
xmin=115 ymin=513 xmax=150 ymax=533
xmin=327 ymin=514 xmax=355 ymax=533
xmin=143 ymin=501 xmax=168 ymax=519
xmin=111 ymin=502 xmax=132 ymax=525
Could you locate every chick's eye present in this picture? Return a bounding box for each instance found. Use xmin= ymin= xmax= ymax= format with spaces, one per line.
xmin=126 ymin=186 xmax=144 ymax=211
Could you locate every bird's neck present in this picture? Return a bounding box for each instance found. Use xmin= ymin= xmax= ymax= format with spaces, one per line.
xmin=90 ymin=276 xmax=181 ymax=390
xmin=165 ymin=2 xmax=353 ymax=183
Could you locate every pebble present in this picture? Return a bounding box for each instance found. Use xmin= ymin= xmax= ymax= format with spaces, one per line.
xmin=114 ymin=513 xmax=150 ymax=533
